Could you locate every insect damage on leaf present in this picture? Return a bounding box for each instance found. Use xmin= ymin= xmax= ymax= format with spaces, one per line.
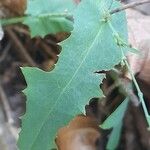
xmin=18 ymin=0 xmax=128 ymax=150
xmin=24 ymin=0 xmax=77 ymax=37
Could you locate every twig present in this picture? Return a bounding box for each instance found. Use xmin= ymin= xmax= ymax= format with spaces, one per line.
xmin=110 ymin=0 xmax=150 ymax=14
xmin=40 ymin=42 xmax=57 ymax=61
xmin=0 ymin=42 xmax=11 ymax=63
xmin=0 ymin=80 xmax=18 ymax=139
xmin=6 ymin=28 xmax=37 ymax=67
xmin=0 ymin=81 xmax=14 ymax=124
xmin=13 ymin=26 xmax=30 ymax=36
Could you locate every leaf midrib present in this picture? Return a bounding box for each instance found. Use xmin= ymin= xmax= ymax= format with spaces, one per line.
xmin=30 ymin=22 xmax=105 ymax=150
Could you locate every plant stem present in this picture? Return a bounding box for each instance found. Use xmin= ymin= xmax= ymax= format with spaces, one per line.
xmin=0 ymin=16 xmax=26 ymax=26
xmin=123 ymin=57 xmax=150 ymax=128
xmin=108 ymin=20 xmax=150 ymax=128
xmin=110 ymin=0 xmax=150 ymax=14
xmin=0 ymin=13 xmax=72 ymax=26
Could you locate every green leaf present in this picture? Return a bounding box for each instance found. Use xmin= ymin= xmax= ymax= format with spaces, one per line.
xmin=18 ymin=0 xmax=128 ymax=150
xmin=106 ymin=122 xmax=123 ymax=150
xmin=24 ymin=0 xmax=76 ymax=37
xmin=24 ymin=17 xmax=73 ymax=37
xmin=101 ymin=98 xmax=129 ymax=149
xmin=100 ymin=98 xmax=129 ymax=129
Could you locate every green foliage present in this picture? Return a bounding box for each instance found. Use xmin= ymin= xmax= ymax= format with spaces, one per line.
xmin=24 ymin=0 xmax=76 ymax=37
xmin=18 ymin=0 xmax=128 ymax=150
xmin=100 ymin=98 xmax=129 ymax=129
xmin=0 ymin=0 xmax=149 ymax=149
xmin=107 ymin=122 xmax=123 ymax=150
xmin=101 ymin=98 xmax=129 ymax=149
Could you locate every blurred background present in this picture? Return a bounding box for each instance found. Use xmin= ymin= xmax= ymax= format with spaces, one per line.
xmin=0 ymin=0 xmax=150 ymax=149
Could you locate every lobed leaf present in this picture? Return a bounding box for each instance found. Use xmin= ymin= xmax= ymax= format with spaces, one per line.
xmin=24 ymin=0 xmax=77 ymax=37
xmin=18 ymin=0 xmax=128 ymax=150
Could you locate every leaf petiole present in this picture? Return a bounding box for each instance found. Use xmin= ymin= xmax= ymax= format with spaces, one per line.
xmin=108 ymin=21 xmax=150 ymax=128
xmin=0 ymin=13 xmax=73 ymax=26
xmin=123 ymin=58 xmax=150 ymax=128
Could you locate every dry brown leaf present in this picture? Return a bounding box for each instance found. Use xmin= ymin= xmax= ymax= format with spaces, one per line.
xmin=127 ymin=9 xmax=150 ymax=76
xmin=127 ymin=9 xmax=150 ymax=46
xmin=126 ymin=9 xmax=150 ymax=99
xmin=126 ymin=9 xmax=150 ymax=74
xmin=136 ymin=40 xmax=150 ymax=84
xmin=0 ymin=0 xmax=26 ymax=16
xmin=134 ymin=40 xmax=150 ymax=100
xmin=127 ymin=9 xmax=150 ymax=75
xmin=56 ymin=115 xmax=101 ymax=150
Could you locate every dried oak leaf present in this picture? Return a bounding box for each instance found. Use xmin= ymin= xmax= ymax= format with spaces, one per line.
xmin=127 ymin=9 xmax=150 ymax=99
xmin=0 ymin=0 xmax=26 ymax=16
xmin=56 ymin=115 xmax=101 ymax=150
xmin=132 ymin=40 xmax=150 ymax=100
